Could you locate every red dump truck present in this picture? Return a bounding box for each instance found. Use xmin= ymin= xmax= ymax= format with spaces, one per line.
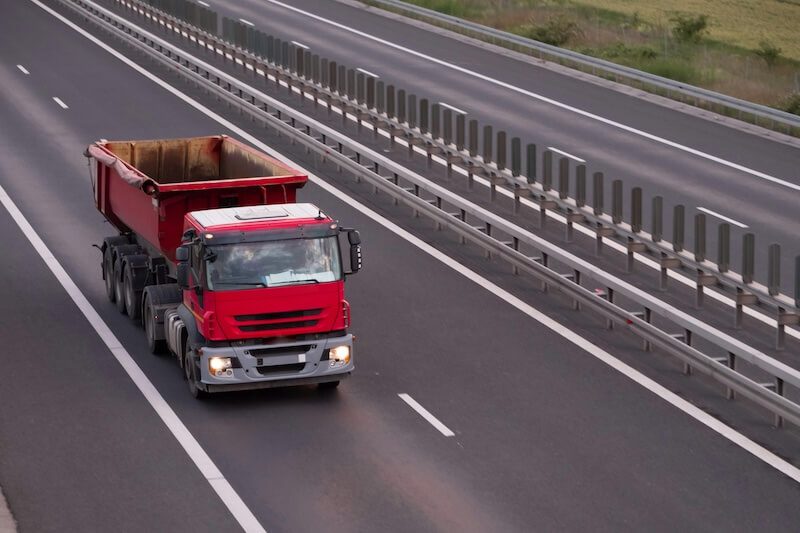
xmin=86 ymin=135 xmax=361 ymax=397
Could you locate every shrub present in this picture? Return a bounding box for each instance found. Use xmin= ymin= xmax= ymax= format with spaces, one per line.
xmin=596 ymin=42 xmax=658 ymax=61
xmin=670 ymin=13 xmax=709 ymax=43
xmin=755 ymin=40 xmax=783 ymax=68
xmin=520 ymin=16 xmax=582 ymax=47
xmin=641 ymin=59 xmax=700 ymax=84
xmin=780 ymin=93 xmax=800 ymax=115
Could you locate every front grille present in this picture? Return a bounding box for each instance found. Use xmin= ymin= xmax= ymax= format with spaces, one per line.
xmin=235 ymin=309 xmax=322 ymax=322
xmin=257 ymin=363 xmax=305 ymax=375
xmin=239 ymin=320 xmax=318 ymax=332
xmin=249 ymin=345 xmax=313 ymax=358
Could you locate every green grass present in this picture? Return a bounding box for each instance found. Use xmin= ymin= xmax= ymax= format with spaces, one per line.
xmin=395 ymin=0 xmax=800 ymax=117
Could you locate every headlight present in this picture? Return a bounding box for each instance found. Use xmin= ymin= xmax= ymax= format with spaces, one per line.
xmin=209 ymin=357 xmax=232 ymax=376
xmin=329 ymin=345 xmax=351 ymax=364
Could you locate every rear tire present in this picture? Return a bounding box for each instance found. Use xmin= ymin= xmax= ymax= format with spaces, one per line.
xmin=114 ymin=258 xmax=127 ymax=314
xmin=103 ymin=247 xmax=117 ymax=302
xmin=123 ymin=261 xmax=144 ymax=321
xmin=144 ymin=297 xmax=166 ymax=354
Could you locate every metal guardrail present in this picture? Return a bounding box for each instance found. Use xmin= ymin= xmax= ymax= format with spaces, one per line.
xmin=108 ymin=0 xmax=800 ymax=351
xmin=63 ymin=0 xmax=800 ymax=428
xmin=364 ymin=0 xmax=800 ymax=137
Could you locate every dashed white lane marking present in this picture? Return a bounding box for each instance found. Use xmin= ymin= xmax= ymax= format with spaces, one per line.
xmin=263 ymin=0 xmax=800 ymax=193
xmin=290 ymin=40 xmax=309 ymax=50
xmin=439 ymin=102 xmax=466 ymax=114
xmin=31 ymin=0 xmax=800 ymax=486
xmin=698 ymin=207 xmax=749 ymax=228
xmin=356 ymin=67 xmax=379 ymax=78
xmin=398 ymin=394 xmax=455 ymax=437
xmin=17 ymin=64 xmax=30 ymax=75
xmin=548 ymin=146 xmax=585 ymax=163
xmin=238 ymin=18 xmax=254 ymax=27
xmin=52 ymin=97 xmax=68 ymax=109
xmin=197 ymin=0 xmax=210 ymax=6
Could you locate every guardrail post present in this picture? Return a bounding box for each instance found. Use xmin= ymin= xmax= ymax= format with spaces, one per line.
xmin=694 ymin=213 xmax=706 ymax=263
xmin=367 ymin=76 xmax=376 ymax=110
xmin=356 ymin=72 xmax=365 ymax=105
xmin=742 ymin=233 xmax=755 ymax=284
xmin=328 ymin=60 xmax=337 ymax=92
xmin=266 ymin=35 xmax=275 ymax=64
xmin=795 ymin=255 xmax=800 ymax=308
xmin=482 ymin=125 xmax=493 ymax=164
xmin=397 ymin=89 xmax=407 ymax=123
xmin=303 ymin=50 xmax=312 ymax=80
xmin=347 ymin=68 xmax=356 ymax=100
xmin=407 ymin=93 xmax=416 ymax=130
xmin=651 ymin=196 xmax=662 ymax=242
xmin=575 ymin=165 xmax=586 ymax=207
xmin=337 ymin=64 xmax=346 ymax=96
xmin=611 ymin=180 xmax=623 ymax=224
xmin=496 ymin=131 xmax=507 ymax=171
xmin=375 ymin=80 xmax=384 ymax=113
xmin=542 ymin=150 xmax=552 ymax=191
xmin=511 ymin=138 xmax=521 ymax=178
xmin=592 ymin=172 xmax=603 ymax=216
xmin=443 ymin=108 xmax=453 ymax=145
xmin=768 ymin=243 xmax=781 ymax=296
xmin=431 ymin=103 xmax=441 ymax=139
xmin=419 ymin=98 xmax=429 ymax=134
xmin=631 ymin=187 xmax=642 ymax=233
xmin=281 ymin=41 xmax=289 ymax=71
xmin=717 ymin=223 xmax=730 ymax=273
xmin=558 ymin=158 xmax=569 ymax=200
xmin=386 ymin=85 xmax=395 ymax=119
xmin=456 ymin=114 xmax=466 ymax=152
xmin=526 ymin=144 xmax=536 ymax=184
xmin=468 ymin=120 xmax=478 ymax=158
xmin=673 ymin=205 xmax=685 ymax=253
xmin=320 ymin=57 xmax=328 ymax=87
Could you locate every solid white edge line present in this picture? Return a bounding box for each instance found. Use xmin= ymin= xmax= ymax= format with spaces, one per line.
xmin=16 ymin=64 xmax=30 ymax=75
xmin=547 ymin=146 xmax=585 ymax=163
xmin=439 ymin=101 xmax=466 ymax=114
xmin=52 ymin=97 xmax=69 ymax=109
xmin=30 ymin=0 xmax=800 ymax=486
xmin=398 ymin=394 xmax=455 ymax=437
xmin=28 ymin=1 xmax=266 ymax=532
xmin=264 ymin=0 xmax=800 ymax=193
xmin=290 ymin=40 xmax=309 ymax=50
xmin=698 ymin=207 xmax=749 ymax=229
xmin=356 ymin=67 xmax=379 ymax=78
xmin=238 ymin=18 xmax=254 ymax=27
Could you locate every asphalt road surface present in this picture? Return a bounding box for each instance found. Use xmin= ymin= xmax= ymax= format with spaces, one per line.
xmin=0 ymin=1 xmax=798 ymax=531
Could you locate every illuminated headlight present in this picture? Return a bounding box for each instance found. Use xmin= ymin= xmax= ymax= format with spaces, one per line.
xmin=208 ymin=357 xmax=232 ymax=376
xmin=329 ymin=345 xmax=351 ymax=364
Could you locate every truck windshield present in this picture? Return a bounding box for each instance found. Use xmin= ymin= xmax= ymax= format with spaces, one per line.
xmin=206 ymin=237 xmax=342 ymax=290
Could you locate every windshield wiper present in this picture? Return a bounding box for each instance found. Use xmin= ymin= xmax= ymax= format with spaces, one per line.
xmin=269 ymin=279 xmax=320 ymax=286
xmin=213 ymin=281 xmax=267 ymax=287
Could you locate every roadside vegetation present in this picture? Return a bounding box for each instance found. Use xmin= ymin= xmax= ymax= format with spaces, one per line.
xmin=399 ymin=0 xmax=800 ymax=115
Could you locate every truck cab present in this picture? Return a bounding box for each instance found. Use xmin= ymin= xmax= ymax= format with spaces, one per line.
xmin=167 ymin=203 xmax=361 ymax=396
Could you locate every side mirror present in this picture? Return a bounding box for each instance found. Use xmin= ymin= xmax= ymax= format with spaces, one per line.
xmin=175 ymin=245 xmax=190 ymax=262
xmin=349 ymin=244 xmax=362 ymax=274
xmin=176 ymin=263 xmax=189 ymax=289
xmin=347 ymin=230 xmax=361 ymax=246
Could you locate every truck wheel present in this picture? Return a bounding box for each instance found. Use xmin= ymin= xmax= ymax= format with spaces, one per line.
xmin=184 ymin=352 xmax=206 ymax=399
xmin=123 ymin=257 xmax=147 ymax=322
xmin=114 ymin=258 xmax=127 ymax=314
xmin=144 ymin=297 xmax=166 ymax=354
xmin=318 ymin=380 xmax=340 ymax=390
xmin=103 ymin=247 xmax=116 ymax=302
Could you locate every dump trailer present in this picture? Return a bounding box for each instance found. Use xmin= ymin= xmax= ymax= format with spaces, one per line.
xmin=86 ymin=135 xmax=361 ymax=397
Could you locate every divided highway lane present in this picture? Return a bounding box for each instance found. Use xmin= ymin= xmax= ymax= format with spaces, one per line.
xmin=2 ymin=1 xmax=800 ymax=530
xmin=198 ymin=0 xmax=800 ymax=280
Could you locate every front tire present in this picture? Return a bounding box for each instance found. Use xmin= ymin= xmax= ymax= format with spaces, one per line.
xmin=184 ymin=351 xmax=206 ymax=399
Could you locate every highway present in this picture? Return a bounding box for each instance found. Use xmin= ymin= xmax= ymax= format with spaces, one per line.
xmin=198 ymin=0 xmax=800 ymax=286
xmin=1 ymin=0 xmax=799 ymax=531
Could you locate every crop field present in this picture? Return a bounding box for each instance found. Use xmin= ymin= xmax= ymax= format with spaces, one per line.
xmin=404 ymin=0 xmax=800 ymax=112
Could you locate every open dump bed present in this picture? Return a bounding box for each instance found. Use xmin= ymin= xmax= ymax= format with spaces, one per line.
xmin=88 ymin=135 xmax=307 ymax=264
